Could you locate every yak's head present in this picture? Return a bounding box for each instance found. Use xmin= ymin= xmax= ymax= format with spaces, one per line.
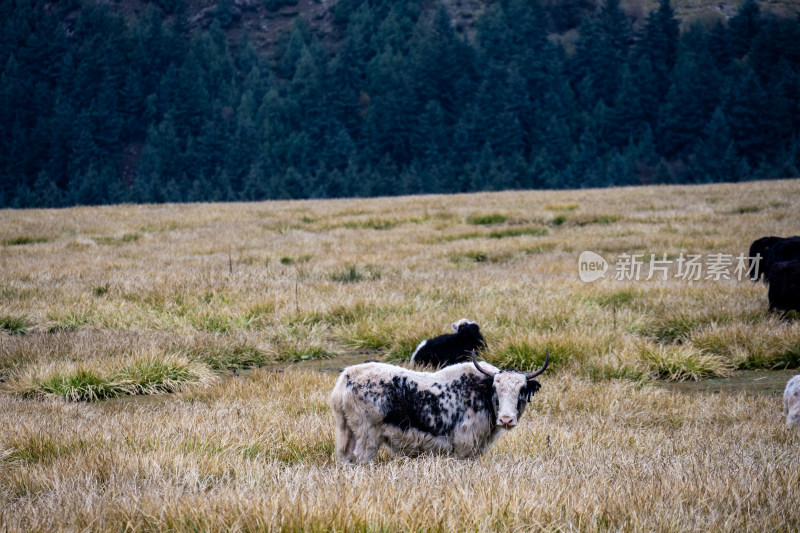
xmin=473 ymin=350 xmax=548 ymax=429
xmin=452 ymin=318 xmax=487 ymax=347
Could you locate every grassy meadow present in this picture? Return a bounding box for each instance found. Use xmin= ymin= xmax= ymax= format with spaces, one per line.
xmin=1 ymin=179 xmax=800 ymax=531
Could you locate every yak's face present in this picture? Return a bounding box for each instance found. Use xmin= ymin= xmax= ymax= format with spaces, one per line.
xmin=491 ymin=372 xmax=541 ymax=429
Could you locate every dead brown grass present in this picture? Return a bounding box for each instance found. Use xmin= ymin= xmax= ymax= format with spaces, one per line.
xmin=1 ymin=180 xmax=800 ymax=530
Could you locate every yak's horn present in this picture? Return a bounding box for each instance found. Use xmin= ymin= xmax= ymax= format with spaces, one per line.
xmin=524 ymin=348 xmax=549 ymax=380
xmin=472 ymin=350 xmax=496 ymax=378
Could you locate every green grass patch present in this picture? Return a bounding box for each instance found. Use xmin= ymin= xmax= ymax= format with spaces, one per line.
xmin=491 ymin=342 xmax=560 ymax=373
xmin=0 ymin=314 xmax=31 ymax=334
xmin=487 ymin=226 xmax=548 ymax=238
xmin=3 ymin=435 xmax=90 ymax=465
xmin=575 ymin=214 xmax=621 ymax=226
xmin=634 ymin=312 xmax=703 ymax=343
xmin=442 ymin=226 xmax=548 ymax=242
xmin=46 ymin=310 xmax=92 ymax=332
xmin=521 ymin=242 xmax=557 ymax=255
xmin=452 ymin=251 xmax=488 ymax=263
xmin=551 ymin=214 xmax=568 ymax=226
xmin=26 ymin=357 xmax=213 ymax=402
xmin=92 ymin=233 xmax=141 ymax=245
xmin=545 ymin=203 xmax=579 ymax=211
xmin=276 ymin=344 xmax=332 ymax=362
xmin=185 ymin=343 xmax=270 ymax=371
xmin=642 ymin=345 xmax=731 ymax=381
xmin=728 ymin=205 xmax=762 ymax=214
xmin=36 ymin=369 xmax=126 ymax=402
xmin=330 ymin=265 xmax=380 ymax=283
xmin=467 ymin=213 xmax=507 ymax=225
xmin=190 ymin=312 xmax=235 ymax=333
xmin=93 ymin=284 xmax=110 ymax=297
xmin=591 ymin=288 xmax=644 ymax=308
xmin=2 ymin=236 xmax=49 ymax=246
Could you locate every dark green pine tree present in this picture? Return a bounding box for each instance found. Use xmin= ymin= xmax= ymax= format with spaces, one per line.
xmin=633 ymin=0 xmax=679 ymax=102
xmin=692 ymin=107 xmax=732 ymax=182
xmin=727 ymin=0 xmax=761 ymax=60
xmin=723 ymin=66 xmax=771 ymax=165
xmin=410 ymin=6 xmax=475 ymax=121
xmin=571 ymin=0 xmax=633 ymax=106
xmin=659 ymin=30 xmax=722 ymax=158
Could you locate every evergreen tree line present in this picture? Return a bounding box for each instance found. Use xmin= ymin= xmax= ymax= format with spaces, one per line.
xmin=1 ymin=0 xmax=799 ymax=207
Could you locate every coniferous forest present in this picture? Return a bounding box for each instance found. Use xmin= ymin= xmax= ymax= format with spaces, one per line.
xmin=1 ymin=0 xmax=800 ymax=207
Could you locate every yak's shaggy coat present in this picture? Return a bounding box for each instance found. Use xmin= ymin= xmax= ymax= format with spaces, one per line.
xmin=785 ymin=375 xmax=800 ymax=429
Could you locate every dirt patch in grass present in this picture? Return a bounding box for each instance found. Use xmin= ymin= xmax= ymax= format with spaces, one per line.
xmin=658 ymin=369 xmax=797 ymax=395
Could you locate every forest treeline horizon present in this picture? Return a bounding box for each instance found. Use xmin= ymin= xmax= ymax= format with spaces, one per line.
xmin=1 ymin=0 xmax=799 ymax=207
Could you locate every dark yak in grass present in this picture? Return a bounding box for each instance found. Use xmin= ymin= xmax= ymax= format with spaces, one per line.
xmin=749 ymin=236 xmax=785 ymax=281
xmin=768 ymin=260 xmax=800 ymax=314
xmin=410 ymin=318 xmax=487 ymax=368
xmin=765 ymin=237 xmax=800 ymax=282
xmin=329 ymin=351 xmax=548 ymax=463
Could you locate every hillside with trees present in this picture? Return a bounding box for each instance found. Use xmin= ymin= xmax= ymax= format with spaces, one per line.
xmin=1 ymin=0 xmax=799 ymax=207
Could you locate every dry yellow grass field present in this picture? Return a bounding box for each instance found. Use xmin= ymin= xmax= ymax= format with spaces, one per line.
xmin=1 ymin=180 xmax=800 ymax=531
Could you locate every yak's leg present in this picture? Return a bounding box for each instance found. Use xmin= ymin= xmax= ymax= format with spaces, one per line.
xmin=352 ymin=426 xmax=381 ymax=463
xmin=334 ymin=412 xmax=357 ymax=463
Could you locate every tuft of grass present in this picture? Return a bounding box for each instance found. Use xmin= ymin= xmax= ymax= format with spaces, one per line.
xmin=451 ymin=251 xmax=488 ymax=263
xmin=190 ymin=312 xmax=234 ymax=333
xmin=21 ymin=356 xmax=214 ymax=402
xmin=591 ymin=288 xmax=643 ymax=308
xmin=491 ymin=342 xmax=561 ymax=373
xmin=276 ymin=344 xmax=332 ymax=362
xmin=3 ymin=435 xmax=89 ymax=465
xmin=575 ymin=214 xmax=621 ymax=226
xmin=0 ymin=314 xmax=31 ymax=335
xmin=545 ymin=202 xmax=579 ymax=211
xmin=467 ymin=213 xmax=507 ymax=225
xmin=185 ymin=343 xmax=270 ymax=371
xmin=643 ymin=344 xmax=732 ymax=381
xmin=92 ymin=284 xmax=110 ymax=297
xmin=330 ymin=264 xmax=380 ymax=283
xmin=331 ymin=264 xmax=364 ymax=283
xmin=35 ymin=369 xmax=124 ymax=402
xmin=441 ymin=225 xmax=548 ymax=242
xmin=341 ymin=219 xmax=398 ymax=230
xmin=46 ymin=310 xmax=92 ymax=332
xmin=92 ymin=233 xmax=141 ymax=245
xmin=692 ymin=324 xmax=800 ymax=370
xmin=728 ymin=205 xmax=762 ymax=214
xmin=635 ymin=312 xmax=703 ymax=343
xmin=487 ymin=226 xmax=548 ymax=239
xmin=551 ymin=214 xmax=568 ymax=226
xmin=2 ymin=236 xmax=49 ymax=246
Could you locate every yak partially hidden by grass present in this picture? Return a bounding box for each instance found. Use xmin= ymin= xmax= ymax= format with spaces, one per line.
xmin=410 ymin=318 xmax=487 ymax=368
xmin=329 ymin=351 xmax=548 ymax=463
xmin=749 ymin=236 xmax=800 ymax=313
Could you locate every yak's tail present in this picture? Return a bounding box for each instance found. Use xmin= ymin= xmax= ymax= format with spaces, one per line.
xmin=329 ymin=373 xmax=356 ymax=462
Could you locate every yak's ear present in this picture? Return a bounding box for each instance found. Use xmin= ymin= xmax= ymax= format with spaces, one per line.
xmin=525 ymin=380 xmax=541 ymax=402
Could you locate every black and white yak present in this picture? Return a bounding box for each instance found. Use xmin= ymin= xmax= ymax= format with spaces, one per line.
xmin=329 ymin=350 xmax=548 ymax=463
xmin=784 ymin=375 xmax=800 ymax=430
xmin=410 ymin=318 xmax=487 ymax=368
